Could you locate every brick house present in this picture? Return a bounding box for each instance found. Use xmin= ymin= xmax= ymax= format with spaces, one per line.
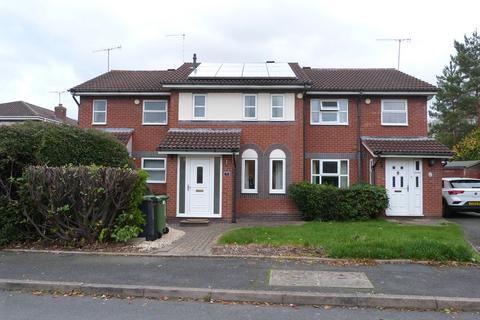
xmin=70 ymin=58 xmax=452 ymax=221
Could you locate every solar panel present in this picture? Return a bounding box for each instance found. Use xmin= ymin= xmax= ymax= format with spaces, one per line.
xmin=188 ymin=62 xmax=296 ymax=79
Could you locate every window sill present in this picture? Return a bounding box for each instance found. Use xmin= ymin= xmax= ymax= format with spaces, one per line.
xmin=146 ymin=180 xmax=166 ymax=184
xmin=381 ymin=123 xmax=409 ymax=127
xmin=142 ymin=123 xmax=168 ymax=126
xmin=269 ymin=191 xmax=286 ymax=194
xmin=92 ymin=123 xmax=106 ymax=125
xmin=310 ymin=123 xmax=349 ymax=126
xmin=241 ymin=190 xmax=258 ymax=194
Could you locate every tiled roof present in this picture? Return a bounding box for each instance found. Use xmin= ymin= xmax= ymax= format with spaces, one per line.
xmin=0 ymin=101 xmax=77 ymax=125
xmin=158 ymin=128 xmax=241 ymax=152
xmin=71 ymin=63 xmax=437 ymax=93
xmin=304 ymin=68 xmax=437 ymax=92
xmin=100 ymin=128 xmax=133 ymax=145
xmin=362 ymin=137 xmax=452 ymax=157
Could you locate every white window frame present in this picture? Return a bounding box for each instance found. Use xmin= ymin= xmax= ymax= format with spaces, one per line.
xmin=270 ymin=94 xmax=285 ymax=121
xmin=92 ymin=100 xmax=107 ymax=125
xmin=192 ymin=94 xmax=207 ymax=120
xmin=141 ymin=157 xmax=167 ymax=184
xmin=381 ymin=99 xmax=408 ymax=126
xmin=243 ymin=94 xmax=257 ymax=120
xmin=142 ymin=100 xmax=168 ymax=125
xmin=241 ymin=149 xmax=258 ymax=193
xmin=311 ymin=159 xmax=349 ymax=188
xmin=310 ymin=99 xmax=348 ymax=125
xmin=269 ymin=149 xmax=286 ymax=194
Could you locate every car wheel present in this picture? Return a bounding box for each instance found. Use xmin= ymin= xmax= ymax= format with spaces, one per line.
xmin=442 ymin=200 xmax=453 ymax=218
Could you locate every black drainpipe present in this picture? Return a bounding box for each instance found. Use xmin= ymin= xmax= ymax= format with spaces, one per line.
xmin=356 ymin=94 xmax=363 ymax=182
xmin=231 ymin=152 xmax=237 ymax=223
xmin=70 ymin=92 xmax=80 ymax=107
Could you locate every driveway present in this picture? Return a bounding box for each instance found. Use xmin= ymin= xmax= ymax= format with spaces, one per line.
xmin=448 ymin=212 xmax=480 ymax=252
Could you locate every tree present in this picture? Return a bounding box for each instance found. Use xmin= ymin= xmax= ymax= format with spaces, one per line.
xmin=453 ymin=128 xmax=480 ymax=160
xmin=430 ymin=31 xmax=480 ymax=148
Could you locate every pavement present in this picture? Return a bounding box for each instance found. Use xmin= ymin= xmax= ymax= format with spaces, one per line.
xmin=1 ymin=290 xmax=479 ymax=320
xmin=1 ymin=251 xmax=480 ymax=311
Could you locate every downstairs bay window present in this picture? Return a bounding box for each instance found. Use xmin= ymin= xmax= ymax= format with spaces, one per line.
xmin=311 ymin=159 xmax=349 ymax=188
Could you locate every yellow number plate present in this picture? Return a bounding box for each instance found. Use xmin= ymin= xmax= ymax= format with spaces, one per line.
xmin=469 ymin=201 xmax=480 ymax=206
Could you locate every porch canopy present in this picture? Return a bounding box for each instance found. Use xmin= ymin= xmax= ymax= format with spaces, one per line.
xmin=157 ymin=128 xmax=241 ymax=154
xmin=362 ymin=136 xmax=452 ymax=158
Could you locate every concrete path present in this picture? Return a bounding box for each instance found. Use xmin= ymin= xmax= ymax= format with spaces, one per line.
xmin=1 ymin=290 xmax=479 ymax=320
xmin=1 ymin=251 xmax=479 ymax=298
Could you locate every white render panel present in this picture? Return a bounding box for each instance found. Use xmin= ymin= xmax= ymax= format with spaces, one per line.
xmin=178 ymin=92 xmax=295 ymax=121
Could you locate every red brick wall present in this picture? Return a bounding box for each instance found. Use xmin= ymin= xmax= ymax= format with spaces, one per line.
xmin=422 ymin=159 xmax=443 ymax=217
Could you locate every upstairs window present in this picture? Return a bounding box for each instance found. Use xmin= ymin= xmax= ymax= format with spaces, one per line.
xmin=193 ymin=94 xmax=206 ymax=119
xmin=241 ymin=149 xmax=258 ymax=193
xmin=92 ymin=100 xmax=107 ymax=125
xmin=271 ymin=95 xmax=284 ymax=120
xmin=381 ymin=99 xmax=408 ymax=126
xmin=243 ymin=95 xmax=257 ymax=120
xmin=311 ymin=159 xmax=349 ymax=188
xmin=143 ymin=100 xmax=167 ymax=125
xmin=311 ymin=99 xmax=348 ymax=125
xmin=142 ymin=158 xmax=166 ymax=183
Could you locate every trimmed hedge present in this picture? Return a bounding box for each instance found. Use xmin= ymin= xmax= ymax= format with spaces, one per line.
xmin=19 ymin=166 xmax=147 ymax=244
xmin=0 ymin=122 xmax=132 ymax=246
xmin=288 ymin=182 xmax=388 ymax=221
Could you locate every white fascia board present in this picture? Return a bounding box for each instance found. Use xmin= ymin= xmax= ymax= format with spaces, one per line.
xmin=0 ymin=116 xmax=60 ymax=123
xmin=306 ymin=91 xmax=436 ymax=96
xmin=73 ymin=92 xmax=171 ymax=96
xmin=158 ymin=151 xmax=239 ymax=155
xmin=162 ymin=84 xmax=305 ymax=89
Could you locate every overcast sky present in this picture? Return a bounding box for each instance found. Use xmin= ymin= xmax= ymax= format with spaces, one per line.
xmin=0 ymin=0 xmax=479 ymax=119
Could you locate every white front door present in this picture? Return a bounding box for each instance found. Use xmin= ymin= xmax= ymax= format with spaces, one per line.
xmin=385 ymin=159 xmax=423 ymax=216
xmin=187 ymin=158 xmax=213 ymax=215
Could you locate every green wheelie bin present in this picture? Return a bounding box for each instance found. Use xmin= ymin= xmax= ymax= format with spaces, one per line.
xmin=154 ymin=195 xmax=169 ymax=236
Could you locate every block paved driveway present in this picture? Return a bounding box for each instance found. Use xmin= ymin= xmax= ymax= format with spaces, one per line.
xmin=448 ymin=212 xmax=480 ymax=252
xmin=156 ymin=220 xmax=302 ymax=256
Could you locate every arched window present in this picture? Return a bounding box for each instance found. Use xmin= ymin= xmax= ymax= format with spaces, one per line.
xmin=269 ymin=149 xmax=286 ymax=194
xmin=241 ymin=149 xmax=258 ymax=193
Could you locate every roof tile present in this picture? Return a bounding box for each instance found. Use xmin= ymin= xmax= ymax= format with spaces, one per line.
xmin=158 ymin=128 xmax=241 ymax=152
xmin=362 ymin=137 xmax=452 ymax=157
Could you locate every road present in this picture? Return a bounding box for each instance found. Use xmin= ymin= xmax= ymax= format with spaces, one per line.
xmin=0 ymin=291 xmax=479 ymax=320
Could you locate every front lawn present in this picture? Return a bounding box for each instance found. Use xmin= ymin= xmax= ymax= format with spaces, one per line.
xmin=218 ymin=220 xmax=478 ymax=262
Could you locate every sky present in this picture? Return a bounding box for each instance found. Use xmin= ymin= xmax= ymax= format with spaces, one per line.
xmin=0 ymin=0 xmax=479 ymax=120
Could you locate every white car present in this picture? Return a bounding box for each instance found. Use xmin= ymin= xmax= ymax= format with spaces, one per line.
xmin=442 ymin=177 xmax=480 ymax=217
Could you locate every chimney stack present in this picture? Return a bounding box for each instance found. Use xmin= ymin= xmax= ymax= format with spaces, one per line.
xmin=54 ymin=103 xmax=67 ymax=121
xmin=192 ymin=53 xmax=198 ymax=69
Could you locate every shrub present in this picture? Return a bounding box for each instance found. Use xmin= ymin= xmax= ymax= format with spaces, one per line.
xmin=453 ymin=127 xmax=480 ymax=160
xmin=19 ymin=166 xmax=146 ymax=244
xmin=288 ymin=182 xmax=388 ymax=221
xmin=0 ymin=122 xmax=132 ymax=245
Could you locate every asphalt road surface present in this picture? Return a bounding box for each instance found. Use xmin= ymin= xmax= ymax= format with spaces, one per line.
xmin=0 ymin=291 xmax=479 ymax=320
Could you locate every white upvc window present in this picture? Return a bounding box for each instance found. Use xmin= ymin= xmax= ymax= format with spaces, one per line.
xmin=243 ymin=94 xmax=257 ymax=120
xmin=311 ymin=159 xmax=349 ymax=188
xmin=241 ymin=149 xmax=258 ymax=193
xmin=381 ymin=99 xmax=408 ymax=126
xmin=271 ymin=95 xmax=284 ymax=120
xmin=193 ymin=94 xmax=207 ymax=119
xmin=92 ymin=100 xmax=107 ymax=125
xmin=310 ymin=99 xmax=348 ymax=125
xmin=142 ymin=158 xmax=167 ymax=183
xmin=269 ymin=149 xmax=286 ymax=193
xmin=143 ymin=100 xmax=168 ymax=125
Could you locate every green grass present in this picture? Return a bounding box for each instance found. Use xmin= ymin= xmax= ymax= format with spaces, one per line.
xmin=218 ymin=220 xmax=479 ymax=262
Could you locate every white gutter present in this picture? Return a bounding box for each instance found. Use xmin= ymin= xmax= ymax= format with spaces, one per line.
xmin=72 ymin=92 xmax=171 ymax=96
xmin=0 ymin=116 xmax=61 ymax=123
xmin=161 ymin=84 xmax=305 ymax=89
xmin=306 ymin=91 xmax=436 ymax=96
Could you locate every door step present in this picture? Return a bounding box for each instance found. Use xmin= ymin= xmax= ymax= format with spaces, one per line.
xmin=180 ymin=218 xmax=210 ymax=225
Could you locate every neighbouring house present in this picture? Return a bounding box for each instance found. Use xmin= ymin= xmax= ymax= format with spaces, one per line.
xmin=0 ymin=100 xmax=77 ymax=125
xmin=70 ymin=56 xmax=452 ymax=221
xmin=443 ymin=160 xmax=480 ymax=179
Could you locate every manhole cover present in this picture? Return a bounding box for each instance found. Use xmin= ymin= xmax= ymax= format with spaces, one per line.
xmin=269 ymin=270 xmax=373 ymax=288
